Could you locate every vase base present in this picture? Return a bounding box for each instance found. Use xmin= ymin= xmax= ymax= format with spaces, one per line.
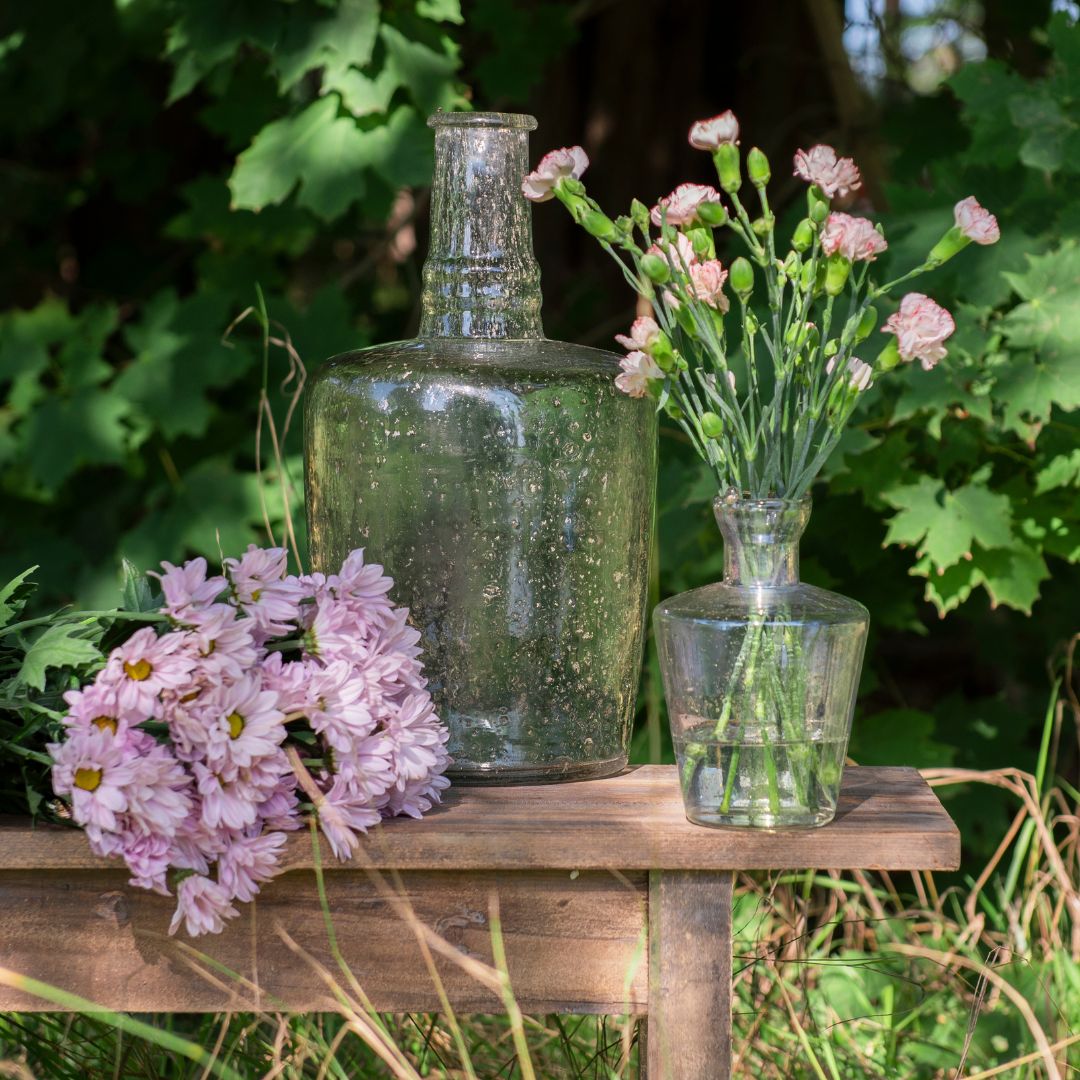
xmin=447 ymin=754 xmax=628 ymax=787
xmin=684 ymin=804 xmax=837 ymax=830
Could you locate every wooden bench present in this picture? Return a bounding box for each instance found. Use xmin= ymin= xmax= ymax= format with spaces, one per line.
xmin=0 ymin=764 xmax=958 ymax=1078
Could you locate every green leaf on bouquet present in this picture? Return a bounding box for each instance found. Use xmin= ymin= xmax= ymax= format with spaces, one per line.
xmin=0 ymin=566 xmax=38 ymax=629
xmin=16 ymin=623 xmax=102 ymax=691
xmin=883 ymin=477 xmax=1013 ymax=572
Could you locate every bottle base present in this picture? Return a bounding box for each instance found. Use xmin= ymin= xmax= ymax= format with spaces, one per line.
xmin=683 ymin=804 xmax=837 ymax=829
xmin=447 ymin=754 xmax=628 ymax=786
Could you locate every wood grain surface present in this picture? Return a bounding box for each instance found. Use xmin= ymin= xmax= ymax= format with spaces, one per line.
xmin=647 ymin=870 xmax=733 ymax=1080
xmin=0 ymin=765 xmax=960 ymax=873
xmin=0 ymin=868 xmax=649 ymax=1014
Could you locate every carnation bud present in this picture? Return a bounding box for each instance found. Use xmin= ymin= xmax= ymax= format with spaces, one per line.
xmin=747 ymin=147 xmax=771 ymax=186
xmin=809 ymin=198 xmax=830 ymax=225
xmin=792 ymin=218 xmax=815 ymax=252
xmin=700 ymin=411 xmax=724 ymax=438
xmin=927 ymin=225 xmax=970 ymax=266
xmin=697 ymin=200 xmax=729 ymax=227
xmin=744 ymin=311 xmax=759 ymax=334
xmin=752 ymin=216 xmax=771 ymax=237
xmin=561 ymin=178 xmax=586 ymax=197
xmin=853 ymin=305 xmax=878 ymax=343
xmin=688 ymin=227 xmax=713 ymax=259
xmin=713 ymin=143 xmax=741 ymax=194
xmin=824 ymin=253 xmax=851 ymax=296
xmin=630 ymin=199 xmax=651 ymax=232
xmin=824 ymin=339 xmax=839 ymax=357
xmin=876 ymin=338 xmax=901 ymax=372
xmin=782 ymin=251 xmax=800 ymax=278
xmin=663 ymin=400 xmax=684 ymax=420
xmin=807 ymin=183 xmax=829 ymax=213
xmin=729 ymin=256 xmax=754 ymax=299
xmin=582 ymin=209 xmax=618 ymax=241
xmin=652 ymin=334 xmax=676 ymax=370
xmin=800 ymin=262 xmax=816 ymax=292
xmin=641 ymin=253 xmax=670 ymax=283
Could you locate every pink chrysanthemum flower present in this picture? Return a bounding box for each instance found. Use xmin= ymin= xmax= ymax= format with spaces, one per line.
xmin=62 ymin=681 xmax=134 ymax=737
xmin=49 ymin=727 xmax=138 ymax=833
xmin=317 ymin=779 xmax=383 ymax=860
xmin=217 ymin=831 xmax=287 ymax=902
xmin=201 ymin=675 xmax=286 ymax=774
xmin=650 ymin=183 xmax=723 ymax=227
xmin=793 ymin=145 xmax=862 ymax=199
xmin=180 ymin=604 xmax=259 ymax=682
xmin=120 ymin=831 xmax=173 ymax=895
xmin=169 ymin=874 xmax=239 ymax=937
xmin=615 ymin=351 xmax=664 ymax=398
xmin=615 ymin=316 xmax=662 ymax=354
xmin=688 ymin=110 xmax=739 ymax=150
xmin=122 ymin=741 xmax=192 ymax=838
xmin=820 ymin=213 xmax=887 ymax=262
xmin=386 ymin=692 xmax=447 ymax=781
xmin=100 ymin=626 xmax=196 ymax=717
xmin=224 ymin=545 xmax=305 ymax=642
xmin=151 ymin=557 xmax=226 ymax=620
xmin=522 ymin=146 xmax=589 ymax=202
xmin=882 ymin=293 xmax=955 ymax=371
xmin=954 ymin=196 xmax=1000 ymax=245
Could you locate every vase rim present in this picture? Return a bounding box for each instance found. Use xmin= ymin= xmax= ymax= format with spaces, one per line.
xmin=427 ymin=110 xmax=538 ymax=131
xmin=714 ymin=492 xmax=813 ymax=512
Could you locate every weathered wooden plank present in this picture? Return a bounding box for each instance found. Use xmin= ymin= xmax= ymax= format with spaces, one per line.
xmin=646 ymin=870 xmax=733 ymax=1080
xmin=0 ymin=869 xmax=649 ymax=1014
xmin=0 ymin=766 xmax=960 ymax=873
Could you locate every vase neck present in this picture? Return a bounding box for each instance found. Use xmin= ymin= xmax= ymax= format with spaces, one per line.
xmin=419 ymin=112 xmax=544 ymax=341
xmin=715 ymin=496 xmax=811 ymax=587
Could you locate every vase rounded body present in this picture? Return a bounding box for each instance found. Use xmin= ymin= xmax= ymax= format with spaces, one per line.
xmin=654 ymin=496 xmax=868 ymax=828
xmin=305 ymin=113 xmax=657 ymax=784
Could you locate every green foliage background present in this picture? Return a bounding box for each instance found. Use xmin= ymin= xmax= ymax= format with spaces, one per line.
xmin=1 ymin=1 xmax=1078 ymax=851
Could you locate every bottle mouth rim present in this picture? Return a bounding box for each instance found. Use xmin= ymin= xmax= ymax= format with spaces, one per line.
xmin=428 ymin=111 xmax=538 ymax=131
xmin=714 ymin=492 xmax=813 ymax=512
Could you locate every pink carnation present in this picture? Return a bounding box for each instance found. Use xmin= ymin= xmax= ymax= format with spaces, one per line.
xmin=688 ymin=110 xmax=739 ymax=150
xmin=793 ymin=144 xmax=862 ymax=199
xmin=954 ymin=196 xmax=999 ymax=245
xmin=615 ymin=351 xmax=663 ymax=398
xmin=522 ymin=146 xmax=589 ymax=203
xmin=615 ymin=316 xmax=661 ymax=353
xmin=820 ymin=213 xmax=887 ymax=262
xmin=827 ymin=355 xmax=874 ymax=392
xmin=666 ymin=260 xmax=730 ymax=312
xmin=650 ymin=183 xmax=723 ymax=227
xmin=882 ymin=293 xmax=955 ymax=370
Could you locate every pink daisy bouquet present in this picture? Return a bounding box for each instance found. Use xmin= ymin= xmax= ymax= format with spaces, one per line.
xmin=48 ymin=546 xmax=450 ymax=937
xmin=523 ymin=112 xmax=1000 ymax=498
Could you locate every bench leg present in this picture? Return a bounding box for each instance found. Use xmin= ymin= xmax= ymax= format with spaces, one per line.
xmin=645 ymin=869 xmax=733 ymax=1079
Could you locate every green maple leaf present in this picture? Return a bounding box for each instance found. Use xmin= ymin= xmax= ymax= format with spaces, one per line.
xmin=1035 ymin=449 xmax=1080 ymax=493
xmin=230 ymin=95 xmax=385 ymax=220
xmin=883 ymin=477 xmax=1013 ymax=572
xmin=997 ymin=244 xmax=1080 ymax=428
xmin=915 ymin=542 xmax=1049 ymax=616
xmin=274 ymin=0 xmax=381 ymax=89
xmin=16 ymin=622 xmax=103 ymax=691
xmin=116 ymin=291 xmax=254 ymax=441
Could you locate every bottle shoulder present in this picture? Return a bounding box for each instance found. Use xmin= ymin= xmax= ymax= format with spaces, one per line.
xmin=654 ymin=581 xmax=870 ymax=627
xmin=314 ymin=336 xmax=625 ymax=381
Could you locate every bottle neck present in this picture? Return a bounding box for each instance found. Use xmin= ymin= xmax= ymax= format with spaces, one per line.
xmin=714 ymin=496 xmax=811 ymax=588
xmin=420 ymin=114 xmax=544 ymax=341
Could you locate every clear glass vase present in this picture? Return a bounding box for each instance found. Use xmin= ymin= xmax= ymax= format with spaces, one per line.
xmin=654 ymin=494 xmax=868 ymax=828
xmin=305 ymin=112 xmax=657 ymax=784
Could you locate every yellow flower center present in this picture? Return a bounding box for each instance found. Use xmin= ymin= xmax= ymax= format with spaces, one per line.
xmin=251 ymin=588 xmax=262 ymax=602
xmin=123 ymin=658 xmax=153 ymax=681
xmin=202 ymin=639 xmax=217 ymax=657
xmin=91 ymin=716 xmax=117 ymax=734
xmin=74 ymin=768 xmax=102 ymax=792
xmin=180 ymin=689 xmax=200 ymax=703
xmin=227 ymin=712 xmax=245 ymax=739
